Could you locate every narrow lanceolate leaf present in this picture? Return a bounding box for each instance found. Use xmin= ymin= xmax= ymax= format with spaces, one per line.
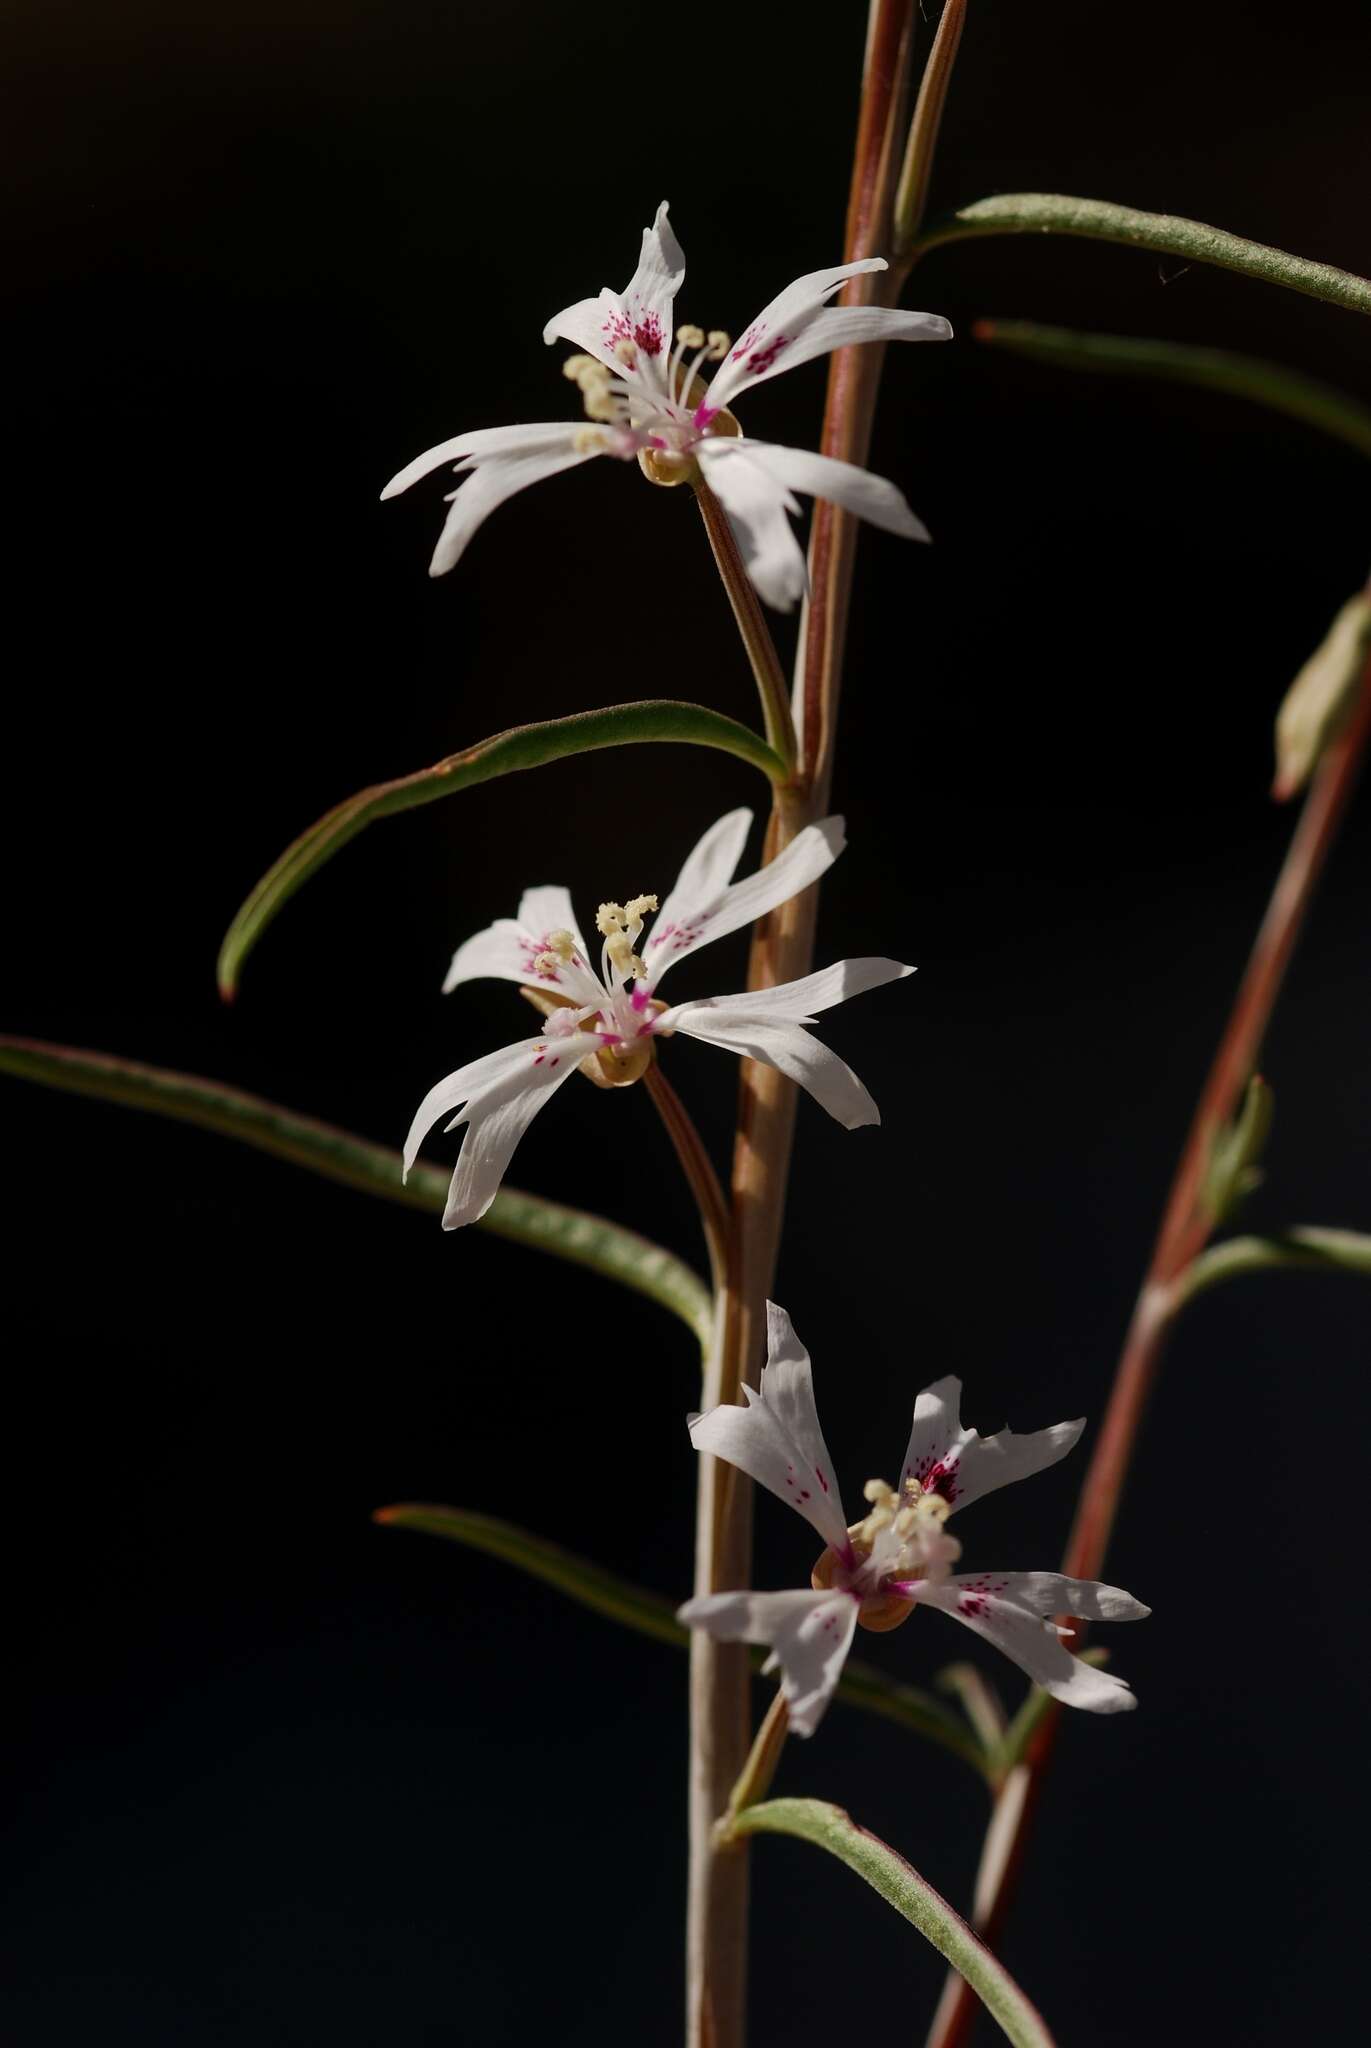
xmin=974 ymin=321 xmax=1371 ymax=461
xmin=726 ymin=1799 xmax=1057 ymax=2048
xmin=218 ymin=701 xmax=787 ymax=997
xmin=0 ymin=1036 xmax=713 ymax=1349
xmin=1176 ymin=1225 xmax=1371 ymax=1306
xmin=910 ymin=194 xmax=1371 ymax=317
xmin=375 ymin=1504 xmax=993 ymax=1778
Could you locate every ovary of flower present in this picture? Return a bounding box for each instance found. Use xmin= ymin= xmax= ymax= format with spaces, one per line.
xmin=403 ymin=807 xmax=913 ymax=1230
xmin=678 ymin=1304 xmax=1150 ymax=1736
xmin=381 ymin=201 xmax=952 ymax=610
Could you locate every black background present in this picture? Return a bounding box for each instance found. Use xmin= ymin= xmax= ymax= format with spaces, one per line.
xmin=5 ymin=3 xmax=1370 ymax=2042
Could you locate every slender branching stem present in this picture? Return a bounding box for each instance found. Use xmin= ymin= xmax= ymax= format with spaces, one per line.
xmin=720 ymin=1693 xmax=791 ymax=1839
xmin=892 ymin=0 xmax=968 ymax=254
xmin=685 ymin=8 xmax=920 ymax=2042
xmin=925 ymin=649 xmax=1371 ymax=2048
xmin=693 ymin=479 xmax=798 ymax=777
xmin=643 ymin=1062 xmax=733 ymax=1304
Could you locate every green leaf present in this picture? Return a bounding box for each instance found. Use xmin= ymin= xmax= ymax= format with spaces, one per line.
xmin=725 ymin=1798 xmax=1057 ymax=2048
xmin=1201 ymin=1074 xmax=1274 ymax=1229
xmin=1176 ymin=1225 xmax=1371 ymax=1307
xmin=218 ymin=701 xmax=787 ymax=997
xmin=376 ymin=1503 xmax=992 ymax=1778
xmin=910 ymin=193 xmax=1371 ymax=317
xmin=0 ymin=1035 xmax=713 ymax=1349
xmin=973 ymin=320 xmax=1371 ymax=461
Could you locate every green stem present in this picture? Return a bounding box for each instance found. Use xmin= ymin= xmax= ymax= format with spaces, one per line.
xmin=720 ymin=1692 xmax=790 ymax=1834
xmin=644 ymin=1061 xmax=732 ymax=1301
xmin=693 ymin=480 xmax=799 ymax=776
xmin=892 ymin=0 xmax=968 ymax=252
xmin=906 ymin=193 xmax=1371 ymax=316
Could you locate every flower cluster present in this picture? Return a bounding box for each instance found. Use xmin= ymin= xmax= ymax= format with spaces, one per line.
xmin=392 ymin=206 xmax=1151 ymax=1744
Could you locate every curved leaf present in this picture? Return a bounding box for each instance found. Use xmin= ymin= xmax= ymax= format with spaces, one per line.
xmin=910 ymin=193 xmax=1371 ymax=317
xmin=1176 ymin=1225 xmax=1371 ymax=1306
xmin=974 ymin=320 xmax=1371 ymax=460
xmin=0 ymin=1035 xmax=713 ymax=1348
xmin=218 ymin=700 xmax=787 ymax=997
xmin=376 ymin=1503 xmax=992 ymax=1778
xmin=725 ymin=1798 xmax=1057 ymax=2048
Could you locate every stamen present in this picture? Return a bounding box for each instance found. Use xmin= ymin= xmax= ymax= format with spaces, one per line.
xmin=613 ymin=337 xmax=638 ymax=367
xmin=705 ymin=329 xmax=731 ymax=361
xmin=624 ymin=893 xmax=659 ymax=922
xmin=572 ymin=426 xmax=609 ymax=454
xmin=596 ymin=901 xmax=627 ymax=937
xmin=675 ymin=323 xmax=705 ymax=348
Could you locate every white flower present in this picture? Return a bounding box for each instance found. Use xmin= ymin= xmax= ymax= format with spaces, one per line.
xmin=382 ymin=201 xmax=951 ymax=610
xmin=405 ymin=809 xmax=912 ymax=1229
xmin=679 ymin=1304 xmax=1149 ymax=1736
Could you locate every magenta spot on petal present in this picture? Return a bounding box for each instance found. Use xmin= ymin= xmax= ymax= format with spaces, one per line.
xmin=815 ymin=1467 xmax=829 ymax=1494
xmin=799 ymin=1489 xmax=810 ymax=1502
xmin=693 ymin=403 xmax=719 ymax=431
xmin=634 ymin=313 xmax=663 ymax=356
xmin=631 ymin=987 xmax=651 ymax=1013
xmin=745 ymin=333 xmax=788 ymax=375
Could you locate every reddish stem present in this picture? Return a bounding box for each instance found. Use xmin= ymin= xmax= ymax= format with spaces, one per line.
xmin=927 ymin=651 xmax=1371 ymax=2048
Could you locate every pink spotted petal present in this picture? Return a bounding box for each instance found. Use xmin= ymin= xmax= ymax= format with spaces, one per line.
xmin=677 ymin=1587 xmax=858 ymax=1736
xmin=899 ymin=1377 xmax=1085 ymax=1514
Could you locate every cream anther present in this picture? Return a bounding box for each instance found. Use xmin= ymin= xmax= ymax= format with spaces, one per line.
xmin=613 ymin=337 xmax=638 ymax=366
xmin=705 ymin=329 xmax=731 ymax=361
xmin=572 ymin=426 xmax=608 ymax=454
xmin=675 ymin=324 xmax=705 ymax=349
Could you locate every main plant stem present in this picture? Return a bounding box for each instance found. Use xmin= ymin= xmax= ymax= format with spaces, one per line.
xmin=685 ymin=6 xmax=919 ymax=2043
xmin=927 ymin=648 xmax=1371 ymax=2048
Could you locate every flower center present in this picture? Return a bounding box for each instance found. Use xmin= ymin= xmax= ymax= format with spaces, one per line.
xmin=812 ymin=1476 xmax=962 ymax=1634
xmin=562 ymin=323 xmax=737 ymax=482
xmin=594 ymin=894 xmax=659 ymax=987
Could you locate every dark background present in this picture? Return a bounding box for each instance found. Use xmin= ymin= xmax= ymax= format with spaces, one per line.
xmin=5 ymin=2 xmax=1369 ymax=2041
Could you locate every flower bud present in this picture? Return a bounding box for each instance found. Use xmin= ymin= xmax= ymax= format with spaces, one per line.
xmin=1273 ymin=593 xmax=1371 ymax=801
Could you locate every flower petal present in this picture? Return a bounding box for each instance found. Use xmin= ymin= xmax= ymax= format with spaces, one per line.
xmin=899 ymin=1379 xmax=1085 ymax=1514
xmin=689 ymin=1312 xmax=848 ymax=1550
xmin=402 ymin=1038 xmax=540 ymax=1177
xmin=916 ymin=1573 xmax=1143 ymax=1713
xmin=677 ymin=1588 xmax=858 ymax=1736
xmin=642 ymin=816 xmax=845 ymax=984
xmin=707 ymin=306 xmax=951 ymax=406
xmin=542 ymin=200 xmax=685 ymax=374
xmin=703 ymin=257 xmax=888 ymax=413
xmin=442 ymin=889 xmax=597 ymax=1000
xmin=693 ymin=441 xmax=807 ymax=611
xmin=659 ymin=957 xmax=913 ymax=1026
xmin=437 ymin=1051 xmax=583 ymax=1230
xmin=666 ymin=1010 xmax=883 ymax=1128
xmin=425 ymin=441 xmax=600 ymax=578
xmin=406 ymin=1033 xmax=586 ymax=1230
xmin=726 ymin=437 xmax=930 ymax=543
xmin=641 ymin=808 xmax=752 ymax=983
xmin=380 ymin=422 xmax=590 ymax=500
